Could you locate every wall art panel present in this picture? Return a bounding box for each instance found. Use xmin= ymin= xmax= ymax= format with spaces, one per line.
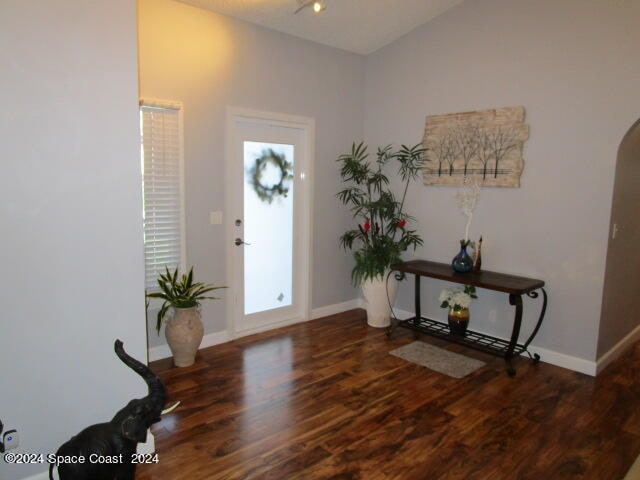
xmin=422 ymin=106 xmax=529 ymax=187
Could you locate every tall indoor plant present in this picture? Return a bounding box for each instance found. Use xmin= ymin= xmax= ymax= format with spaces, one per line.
xmin=147 ymin=267 xmax=226 ymax=367
xmin=337 ymin=142 xmax=425 ymax=327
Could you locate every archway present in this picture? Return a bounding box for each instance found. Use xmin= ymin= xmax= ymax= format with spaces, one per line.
xmin=597 ymin=118 xmax=640 ymax=367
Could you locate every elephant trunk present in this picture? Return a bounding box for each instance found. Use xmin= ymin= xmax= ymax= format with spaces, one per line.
xmin=114 ymin=340 xmax=166 ymax=412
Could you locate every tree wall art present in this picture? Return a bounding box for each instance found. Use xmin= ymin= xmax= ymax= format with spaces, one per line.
xmin=422 ymin=106 xmax=529 ymax=187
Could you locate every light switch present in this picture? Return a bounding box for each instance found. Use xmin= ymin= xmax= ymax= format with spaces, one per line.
xmin=209 ymin=211 xmax=223 ymax=225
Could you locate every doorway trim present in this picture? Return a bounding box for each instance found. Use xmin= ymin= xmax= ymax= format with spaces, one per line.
xmin=224 ymin=106 xmax=314 ymax=338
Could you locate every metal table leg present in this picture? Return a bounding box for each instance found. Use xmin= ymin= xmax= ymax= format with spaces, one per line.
xmin=414 ymin=274 xmax=421 ymax=326
xmin=521 ymin=288 xmax=547 ymax=364
xmin=506 ymin=293 xmax=524 ymax=376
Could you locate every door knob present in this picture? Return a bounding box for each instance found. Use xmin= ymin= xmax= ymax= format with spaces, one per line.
xmin=234 ymin=238 xmax=251 ymax=246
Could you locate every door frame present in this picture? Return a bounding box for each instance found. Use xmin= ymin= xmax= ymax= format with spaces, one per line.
xmin=224 ymin=106 xmax=314 ymax=338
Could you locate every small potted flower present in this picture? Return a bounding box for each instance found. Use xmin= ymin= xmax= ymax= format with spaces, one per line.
xmin=439 ymin=285 xmax=478 ymax=336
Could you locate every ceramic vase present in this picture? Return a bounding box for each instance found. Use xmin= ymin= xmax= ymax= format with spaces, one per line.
xmin=361 ymin=273 xmax=398 ymax=328
xmin=452 ymin=239 xmax=474 ymax=273
xmin=448 ymin=307 xmax=470 ymax=336
xmin=165 ymin=306 xmax=204 ymax=367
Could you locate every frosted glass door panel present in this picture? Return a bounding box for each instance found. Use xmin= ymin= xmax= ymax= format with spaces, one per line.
xmin=243 ymin=142 xmax=294 ymax=315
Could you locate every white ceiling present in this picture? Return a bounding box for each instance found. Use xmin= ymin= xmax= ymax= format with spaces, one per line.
xmin=175 ymin=0 xmax=464 ymax=55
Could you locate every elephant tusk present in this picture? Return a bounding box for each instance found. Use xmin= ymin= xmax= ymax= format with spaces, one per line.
xmin=161 ymin=401 xmax=181 ymax=415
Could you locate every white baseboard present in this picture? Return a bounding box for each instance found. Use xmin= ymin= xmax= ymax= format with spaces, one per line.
xmin=231 ymin=300 xmax=364 ymax=339
xmin=391 ymin=307 xmax=413 ymax=322
xmin=148 ymin=300 xmax=364 ymax=362
xmin=392 ymin=308 xmax=597 ymax=376
xmin=21 ymin=471 xmax=48 ymax=480
xmin=231 ymin=315 xmax=311 ymax=339
xmin=527 ymin=345 xmax=596 ymax=376
xmin=596 ymin=323 xmax=640 ymax=375
xmin=137 ymin=431 xmax=156 ymax=455
xmin=148 ymin=330 xmax=230 ymax=362
xmin=311 ymin=299 xmax=363 ymax=319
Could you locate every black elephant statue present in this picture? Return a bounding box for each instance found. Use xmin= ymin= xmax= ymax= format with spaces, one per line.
xmin=49 ymin=339 xmax=167 ymax=480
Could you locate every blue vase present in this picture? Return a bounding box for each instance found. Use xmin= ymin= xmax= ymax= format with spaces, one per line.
xmin=452 ymin=240 xmax=473 ymax=273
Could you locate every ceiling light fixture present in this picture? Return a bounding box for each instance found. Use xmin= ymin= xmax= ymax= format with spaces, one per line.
xmin=294 ymin=0 xmax=326 ymax=14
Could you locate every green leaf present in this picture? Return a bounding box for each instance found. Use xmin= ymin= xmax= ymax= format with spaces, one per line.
xmin=148 ymin=266 xmax=227 ymax=335
xmin=336 ymin=142 xmax=424 ymax=286
xmin=156 ymin=304 xmax=169 ymax=334
xmin=186 ymin=267 xmax=193 ymax=289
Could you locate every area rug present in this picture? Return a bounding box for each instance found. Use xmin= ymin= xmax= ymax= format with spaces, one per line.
xmin=390 ymin=341 xmax=486 ymax=378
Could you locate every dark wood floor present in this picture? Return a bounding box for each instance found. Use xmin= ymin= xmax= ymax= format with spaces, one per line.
xmin=137 ymin=309 xmax=640 ymax=480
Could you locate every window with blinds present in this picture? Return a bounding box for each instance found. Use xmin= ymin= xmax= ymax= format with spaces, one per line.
xmin=140 ymin=101 xmax=185 ymax=290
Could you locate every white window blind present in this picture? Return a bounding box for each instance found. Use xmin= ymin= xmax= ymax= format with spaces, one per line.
xmin=140 ymin=102 xmax=184 ymax=290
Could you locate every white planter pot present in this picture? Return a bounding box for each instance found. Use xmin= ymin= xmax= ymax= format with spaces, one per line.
xmin=165 ymin=306 xmax=204 ymax=367
xmin=361 ymin=273 xmax=398 ymax=328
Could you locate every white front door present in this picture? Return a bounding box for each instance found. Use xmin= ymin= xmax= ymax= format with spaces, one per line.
xmin=226 ymin=108 xmax=313 ymax=335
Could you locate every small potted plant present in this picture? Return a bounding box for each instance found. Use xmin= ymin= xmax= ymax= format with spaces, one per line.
xmin=146 ymin=267 xmax=226 ymax=367
xmin=337 ymin=142 xmax=425 ymax=328
xmin=439 ymin=285 xmax=478 ymax=336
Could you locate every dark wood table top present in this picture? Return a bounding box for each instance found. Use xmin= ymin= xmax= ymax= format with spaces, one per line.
xmin=391 ymin=259 xmax=544 ymax=295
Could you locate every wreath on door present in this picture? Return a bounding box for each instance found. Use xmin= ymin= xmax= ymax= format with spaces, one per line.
xmin=248 ymin=149 xmax=294 ymax=204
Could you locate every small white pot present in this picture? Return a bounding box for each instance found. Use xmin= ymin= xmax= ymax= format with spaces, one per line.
xmin=361 ymin=272 xmax=398 ymax=328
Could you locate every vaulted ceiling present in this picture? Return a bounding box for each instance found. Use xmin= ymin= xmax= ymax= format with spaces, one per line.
xmin=176 ymin=0 xmax=464 ymax=54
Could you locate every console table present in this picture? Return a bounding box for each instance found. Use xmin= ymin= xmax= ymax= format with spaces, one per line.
xmin=388 ymin=260 xmax=547 ymax=376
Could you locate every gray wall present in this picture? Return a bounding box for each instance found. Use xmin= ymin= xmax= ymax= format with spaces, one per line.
xmin=0 ymin=1 xmax=146 ymax=478
xmin=363 ymin=0 xmax=640 ymax=362
xmin=138 ymin=0 xmax=364 ymax=348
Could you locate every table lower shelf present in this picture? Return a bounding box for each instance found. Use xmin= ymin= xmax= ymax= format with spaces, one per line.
xmin=392 ymin=316 xmax=539 ymax=363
